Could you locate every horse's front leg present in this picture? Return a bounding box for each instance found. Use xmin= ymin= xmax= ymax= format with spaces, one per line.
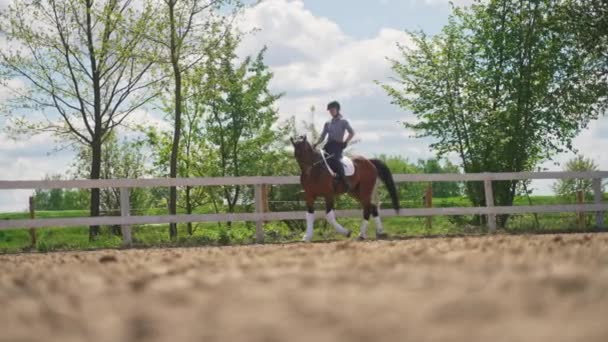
xmin=325 ymin=196 xmax=352 ymax=238
xmin=303 ymin=193 xmax=316 ymax=242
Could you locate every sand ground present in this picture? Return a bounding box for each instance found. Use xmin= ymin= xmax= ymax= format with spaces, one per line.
xmin=1 ymin=233 xmax=608 ymax=342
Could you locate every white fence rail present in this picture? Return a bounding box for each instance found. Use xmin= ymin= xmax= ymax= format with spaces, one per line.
xmin=1 ymin=171 xmax=606 ymax=246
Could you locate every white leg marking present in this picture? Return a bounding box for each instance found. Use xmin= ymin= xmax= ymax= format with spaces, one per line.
xmin=326 ymin=210 xmax=349 ymax=236
xmin=374 ymin=216 xmax=384 ymax=234
xmin=359 ymin=220 xmax=369 ymax=239
xmin=303 ymin=212 xmax=315 ymax=242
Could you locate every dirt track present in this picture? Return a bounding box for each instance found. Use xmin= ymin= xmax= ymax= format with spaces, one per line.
xmin=1 ymin=233 xmax=608 ymax=342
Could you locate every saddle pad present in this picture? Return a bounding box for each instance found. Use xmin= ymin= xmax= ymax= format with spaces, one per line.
xmin=342 ymin=156 xmax=355 ymax=176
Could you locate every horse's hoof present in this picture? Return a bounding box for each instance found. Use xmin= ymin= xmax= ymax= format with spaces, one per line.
xmin=357 ymin=236 xmax=366 ymax=241
xmin=302 ymin=235 xmax=312 ymax=243
xmin=345 ymin=230 xmax=352 ymax=238
xmin=376 ymin=232 xmax=389 ymax=240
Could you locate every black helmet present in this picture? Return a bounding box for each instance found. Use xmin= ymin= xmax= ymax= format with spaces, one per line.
xmin=327 ymin=101 xmax=340 ymax=111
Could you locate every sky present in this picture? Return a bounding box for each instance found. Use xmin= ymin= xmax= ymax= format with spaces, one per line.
xmin=1 ymin=0 xmax=607 ymax=211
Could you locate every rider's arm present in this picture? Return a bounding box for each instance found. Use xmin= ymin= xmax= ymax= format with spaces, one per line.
xmin=344 ymin=120 xmax=354 ymax=145
xmin=315 ymin=123 xmax=328 ymax=146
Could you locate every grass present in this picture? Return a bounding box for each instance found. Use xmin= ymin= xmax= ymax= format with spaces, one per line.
xmin=1 ymin=194 xmax=606 ymax=254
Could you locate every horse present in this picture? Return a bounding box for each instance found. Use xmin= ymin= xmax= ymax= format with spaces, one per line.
xmin=290 ymin=135 xmax=400 ymax=242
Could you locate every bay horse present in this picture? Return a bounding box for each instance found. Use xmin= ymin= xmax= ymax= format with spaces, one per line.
xmin=290 ymin=135 xmax=400 ymax=242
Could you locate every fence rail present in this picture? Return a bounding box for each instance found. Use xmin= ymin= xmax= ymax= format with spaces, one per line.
xmin=2 ymin=171 xmax=608 ymax=189
xmin=1 ymin=171 xmax=606 ymax=246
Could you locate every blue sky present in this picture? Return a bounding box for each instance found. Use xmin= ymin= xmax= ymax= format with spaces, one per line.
xmin=0 ymin=0 xmax=606 ymax=211
xmin=287 ymin=0 xmax=451 ymax=38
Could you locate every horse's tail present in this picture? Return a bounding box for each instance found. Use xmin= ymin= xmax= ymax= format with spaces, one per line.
xmin=370 ymin=159 xmax=400 ymax=212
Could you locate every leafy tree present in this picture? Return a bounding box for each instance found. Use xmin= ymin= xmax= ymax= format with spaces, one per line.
xmin=146 ymin=30 xmax=290 ymax=236
xmin=382 ymin=0 xmax=607 ymax=227
xmin=553 ymin=155 xmax=603 ymax=201
xmin=416 ymin=158 xmax=462 ymax=198
xmin=34 ymin=175 xmax=88 ymax=211
xmin=560 ymin=0 xmax=608 ymax=86
xmin=146 ymin=0 xmax=238 ymax=240
xmin=198 ymin=33 xmax=286 ymax=214
xmin=145 ymin=87 xmax=221 ymax=235
xmin=0 ymin=0 xmax=159 ymax=239
xmin=72 ymin=132 xmax=154 ymax=233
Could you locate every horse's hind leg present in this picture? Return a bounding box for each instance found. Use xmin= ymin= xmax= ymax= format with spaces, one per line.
xmin=358 ymin=205 xmax=371 ymax=240
xmin=356 ymin=178 xmax=376 ymax=240
xmin=303 ymin=194 xmax=316 ymax=242
xmin=324 ymin=196 xmax=351 ymax=238
xmin=371 ymin=204 xmax=388 ymax=240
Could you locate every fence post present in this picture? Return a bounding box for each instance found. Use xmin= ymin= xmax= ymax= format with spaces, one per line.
xmin=28 ymin=196 xmax=36 ymax=247
xmin=576 ymin=190 xmax=585 ymax=229
xmin=120 ymin=188 xmax=132 ymax=247
xmin=593 ymin=178 xmax=604 ymax=230
xmin=254 ymin=184 xmax=265 ymax=244
xmin=262 ymin=184 xmax=270 ymax=222
xmin=425 ymin=183 xmax=433 ymax=230
xmin=484 ymin=177 xmax=497 ymax=233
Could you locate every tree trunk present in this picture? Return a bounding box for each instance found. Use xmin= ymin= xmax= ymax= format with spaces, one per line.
xmin=168 ymin=1 xmax=180 ymax=240
xmin=186 ymin=185 xmax=193 ymax=236
xmin=89 ymin=137 xmax=102 ymax=240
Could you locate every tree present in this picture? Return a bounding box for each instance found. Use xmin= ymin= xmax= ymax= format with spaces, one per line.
xmin=0 ymin=0 xmax=158 ymax=239
xmin=146 ymin=0 xmax=237 ymax=240
xmin=145 ymin=83 xmax=221 ymax=236
xmin=561 ymin=0 xmax=608 ymax=86
xmin=34 ymin=174 xmax=88 ymax=211
xmin=198 ymin=33 xmax=286 ymax=215
xmin=382 ymin=0 xmax=607 ymax=227
xmin=72 ymin=131 xmax=154 ymax=233
xmin=553 ymin=155 xmax=603 ymax=201
xmin=417 ymin=158 xmax=462 ymax=198
xmin=145 ymin=29 xmax=289 ymax=235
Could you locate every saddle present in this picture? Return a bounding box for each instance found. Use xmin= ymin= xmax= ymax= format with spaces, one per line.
xmin=320 ymin=151 xmax=355 ymax=177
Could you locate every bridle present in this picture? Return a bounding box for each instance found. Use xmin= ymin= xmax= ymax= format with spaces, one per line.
xmin=298 ymin=145 xmax=336 ymax=178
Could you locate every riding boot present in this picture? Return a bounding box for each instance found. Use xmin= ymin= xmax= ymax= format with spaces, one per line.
xmin=335 ymin=164 xmax=351 ymax=192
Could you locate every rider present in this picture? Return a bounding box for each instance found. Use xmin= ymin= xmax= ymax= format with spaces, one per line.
xmin=314 ymin=101 xmax=355 ymax=192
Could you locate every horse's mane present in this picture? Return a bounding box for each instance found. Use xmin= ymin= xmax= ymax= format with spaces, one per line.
xmin=293 ymin=137 xmax=323 ymax=167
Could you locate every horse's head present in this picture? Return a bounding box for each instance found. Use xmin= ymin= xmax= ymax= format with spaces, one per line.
xmin=290 ymin=135 xmax=316 ymax=166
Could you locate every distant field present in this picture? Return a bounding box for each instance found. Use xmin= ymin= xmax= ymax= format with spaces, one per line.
xmin=1 ymin=195 xmax=606 ymax=253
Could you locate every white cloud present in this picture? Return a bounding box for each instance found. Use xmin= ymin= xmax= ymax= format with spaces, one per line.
xmin=415 ymin=0 xmax=478 ymax=6
xmin=0 ymin=78 xmax=26 ymax=102
xmin=237 ymin=0 xmax=420 ymax=162
xmin=237 ymin=0 xmax=349 ymax=65
xmin=0 ymin=131 xmax=73 ymax=211
xmin=263 ymin=28 xmax=413 ymax=96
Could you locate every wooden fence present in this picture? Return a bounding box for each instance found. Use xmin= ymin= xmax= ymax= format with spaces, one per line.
xmin=1 ymin=171 xmax=606 ymax=246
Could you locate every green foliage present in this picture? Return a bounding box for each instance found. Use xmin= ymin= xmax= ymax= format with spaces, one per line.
xmin=553 ymin=155 xmax=603 ymax=201
xmin=373 ymin=155 xmax=463 ymax=208
xmin=559 ymin=0 xmax=608 ymax=87
xmin=34 ymin=175 xmax=88 ymax=211
xmin=2 ymin=193 xmax=606 ymax=253
xmin=71 ymin=132 xmax=156 ymax=215
xmin=416 ymin=158 xmax=462 ymax=197
xmin=382 ymin=0 xmax=608 ymax=226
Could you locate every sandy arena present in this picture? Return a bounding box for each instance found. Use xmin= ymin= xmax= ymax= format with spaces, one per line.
xmin=1 ymin=233 xmax=608 ymax=342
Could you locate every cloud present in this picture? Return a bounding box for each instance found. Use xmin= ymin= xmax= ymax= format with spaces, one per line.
xmin=415 ymin=0 xmax=478 ymax=6
xmin=237 ymin=0 xmax=421 ymax=163
xmin=236 ymin=0 xmax=350 ymax=66
xmin=0 ymin=130 xmax=73 ymax=211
